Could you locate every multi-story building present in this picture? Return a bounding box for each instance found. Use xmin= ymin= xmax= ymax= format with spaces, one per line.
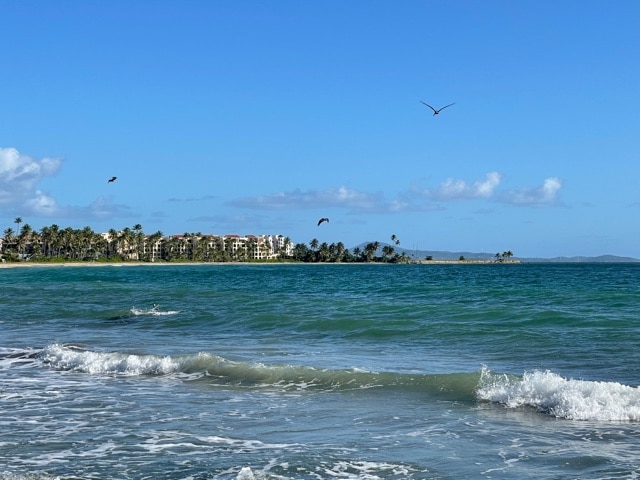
xmin=100 ymin=232 xmax=292 ymax=261
xmin=1 ymin=230 xmax=293 ymax=262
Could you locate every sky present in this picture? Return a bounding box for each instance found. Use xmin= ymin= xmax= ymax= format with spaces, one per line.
xmin=1 ymin=1 xmax=639 ymax=258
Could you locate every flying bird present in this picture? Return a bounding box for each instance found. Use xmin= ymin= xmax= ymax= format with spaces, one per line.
xmin=107 ymin=176 xmax=117 ymax=183
xmin=420 ymin=101 xmax=455 ymax=116
xmin=317 ymin=217 xmax=329 ymax=226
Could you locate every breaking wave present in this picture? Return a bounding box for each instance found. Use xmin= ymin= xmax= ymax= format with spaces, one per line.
xmin=477 ymin=366 xmax=640 ymax=421
xmin=15 ymin=346 xmax=640 ymax=422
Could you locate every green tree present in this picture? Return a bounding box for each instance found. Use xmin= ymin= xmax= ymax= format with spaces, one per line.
xmin=382 ymin=245 xmax=395 ymax=262
xmin=364 ymin=241 xmax=379 ymax=262
xmin=14 ymin=218 xmax=23 ymax=257
xmin=133 ymin=224 xmax=144 ymax=260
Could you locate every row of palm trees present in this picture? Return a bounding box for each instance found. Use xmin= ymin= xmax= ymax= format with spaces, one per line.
xmin=292 ymin=239 xmax=410 ymax=263
xmin=495 ymin=251 xmax=515 ymax=262
xmin=2 ymin=218 xmax=513 ymax=264
xmin=2 ymin=220 xmax=150 ymax=262
xmin=1 ymin=219 xmax=412 ymax=263
xmin=1 ymin=221 xmax=279 ymax=263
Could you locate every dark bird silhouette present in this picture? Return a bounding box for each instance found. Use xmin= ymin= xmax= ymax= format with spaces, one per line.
xmin=420 ymin=101 xmax=455 ymax=116
xmin=107 ymin=176 xmax=117 ymax=183
xmin=317 ymin=217 xmax=329 ymax=226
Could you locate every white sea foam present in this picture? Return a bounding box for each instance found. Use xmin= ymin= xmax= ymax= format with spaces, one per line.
xmin=236 ymin=466 xmax=256 ymax=480
xmin=234 ymin=461 xmax=422 ymax=480
xmin=130 ymin=305 xmax=180 ymax=316
xmin=40 ymin=344 xmax=180 ymax=376
xmin=476 ymin=367 xmax=640 ymax=421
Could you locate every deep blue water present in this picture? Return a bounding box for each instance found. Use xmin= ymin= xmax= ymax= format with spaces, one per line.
xmin=1 ymin=263 xmax=640 ymax=479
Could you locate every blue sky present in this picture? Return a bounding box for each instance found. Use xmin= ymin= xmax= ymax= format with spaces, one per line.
xmin=1 ymin=1 xmax=639 ymax=258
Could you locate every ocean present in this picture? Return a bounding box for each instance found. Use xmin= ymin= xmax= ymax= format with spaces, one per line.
xmin=1 ymin=263 xmax=640 ymax=479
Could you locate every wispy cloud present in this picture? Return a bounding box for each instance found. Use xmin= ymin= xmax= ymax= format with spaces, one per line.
xmin=499 ymin=177 xmax=563 ymax=206
xmin=167 ymin=195 xmax=217 ymax=203
xmin=228 ymin=186 xmax=391 ymax=211
xmin=32 ymin=197 xmax=132 ymax=220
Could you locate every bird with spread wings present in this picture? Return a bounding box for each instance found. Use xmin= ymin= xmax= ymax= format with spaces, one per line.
xmin=420 ymin=101 xmax=455 ymax=116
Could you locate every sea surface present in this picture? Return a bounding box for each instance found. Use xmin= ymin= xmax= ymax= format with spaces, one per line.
xmin=1 ymin=263 xmax=640 ymax=479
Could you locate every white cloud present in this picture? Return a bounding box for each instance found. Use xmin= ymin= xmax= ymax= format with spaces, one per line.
xmin=427 ymin=171 xmax=503 ymax=200
xmin=500 ymin=177 xmax=563 ymax=206
xmin=0 ymin=147 xmax=130 ymax=221
xmin=0 ymin=147 xmax=62 ymax=208
xmin=23 ymin=190 xmax=58 ymax=214
xmin=227 ymin=171 xmax=562 ymax=215
xmin=229 ymin=185 xmax=445 ymax=214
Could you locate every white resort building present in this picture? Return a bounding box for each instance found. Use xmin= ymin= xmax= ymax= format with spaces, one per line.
xmin=99 ymin=232 xmax=293 ymax=262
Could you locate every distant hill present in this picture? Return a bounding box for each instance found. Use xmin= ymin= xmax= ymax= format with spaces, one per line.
xmin=521 ymin=255 xmax=640 ymax=263
xmin=356 ymin=243 xmax=640 ymax=263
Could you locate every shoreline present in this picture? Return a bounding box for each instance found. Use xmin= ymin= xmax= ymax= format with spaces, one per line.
xmin=0 ymin=259 xmax=520 ymax=269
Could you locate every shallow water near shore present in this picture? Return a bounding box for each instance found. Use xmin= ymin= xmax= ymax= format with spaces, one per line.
xmin=1 ymin=263 xmax=640 ymax=479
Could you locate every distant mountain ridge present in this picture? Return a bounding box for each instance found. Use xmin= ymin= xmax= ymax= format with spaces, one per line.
xmin=522 ymin=254 xmax=640 ymax=263
xmin=357 ymin=243 xmax=640 ymax=263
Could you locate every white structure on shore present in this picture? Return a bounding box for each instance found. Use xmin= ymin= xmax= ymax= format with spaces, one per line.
xmin=100 ymin=232 xmax=293 ymax=261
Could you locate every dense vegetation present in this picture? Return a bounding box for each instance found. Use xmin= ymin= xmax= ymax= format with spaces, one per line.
xmin=1 ymin=219 xmax=415 ymax=264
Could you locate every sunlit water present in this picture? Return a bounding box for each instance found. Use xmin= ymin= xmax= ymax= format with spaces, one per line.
xmin=1 ymin=263 xmax=640 ymax=479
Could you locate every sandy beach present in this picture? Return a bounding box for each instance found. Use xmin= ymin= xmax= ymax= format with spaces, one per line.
xmin=0 ymin=259 xmax=519 ymax=268
xmin=0 ymin=261 xmax=216 ymax=269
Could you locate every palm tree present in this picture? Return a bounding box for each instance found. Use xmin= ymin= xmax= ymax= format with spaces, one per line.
xmin=292 ymin=243 xmax=310 ymax=261
xmin=29 ymin=230 xmax=42 ymax=259
xmin=14 ymin=218 xmax=22 ymax=257
xmin=133 ymin=224 xmax=144 ymax=260
xmin=41 ymin=224 xmax=62 ymax=258
xmin=162 ymin=236 xmax=181 ymax=261
xmin=364 ymin=241 xmax=380 ymax=262
xmin=382 ymin=245 xmax=395 ymax=262
xmin=2 ymin=228 xmax=16 ymax=259
xmin=17 ymin=223 xmax=33 ymax=259
xmin=107 ymin=228 xmax=120 ymax=258
xmin=282 ymin=236 xmax=292 ymax=258
xmin=120 ymin=228 xmax=135 ymax=260
xmin=318 ymin=242 xmax=330 ymax=262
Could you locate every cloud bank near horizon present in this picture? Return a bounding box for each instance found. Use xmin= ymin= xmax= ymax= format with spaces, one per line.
xmin=229 ymin=172 xmax=563 ymax=212
xmin=2 ymin=147 xmax=562 ymax=228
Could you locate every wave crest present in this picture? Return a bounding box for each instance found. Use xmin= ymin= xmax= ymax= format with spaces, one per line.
xmin=40 ymin=344 xmax=181 ymax=376
xmin=477 ymin=367 xmax=640 ymax=421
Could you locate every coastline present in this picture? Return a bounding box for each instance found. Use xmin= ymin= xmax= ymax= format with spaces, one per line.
xmin=0 ymin=259 xmax=521 ymax=268
xmin=0 ymin=262 xmax=222 ymax=268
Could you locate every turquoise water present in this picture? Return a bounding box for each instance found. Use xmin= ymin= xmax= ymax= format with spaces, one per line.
xmin=1 ymin=263 xmax=640 ymax=479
